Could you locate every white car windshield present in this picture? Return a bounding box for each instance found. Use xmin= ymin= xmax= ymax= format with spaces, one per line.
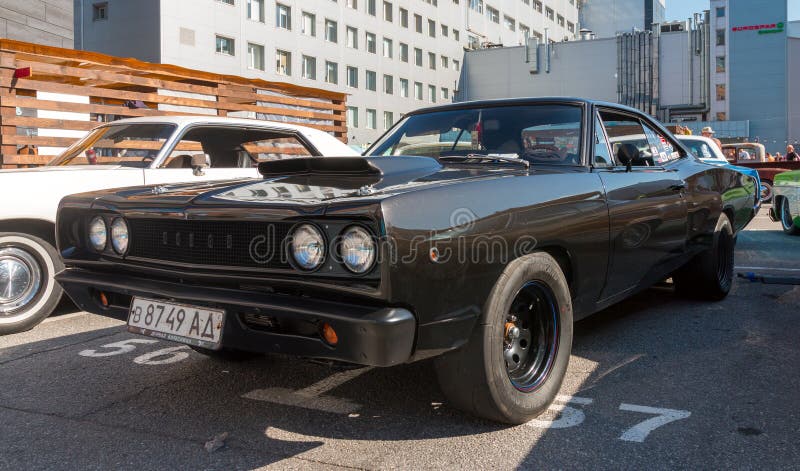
xmin=50 ymin=123 xmax=176 ymax=167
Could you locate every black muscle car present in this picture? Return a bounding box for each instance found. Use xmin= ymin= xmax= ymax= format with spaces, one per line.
xmin=55 ymin=98 xmax=757 ymax=424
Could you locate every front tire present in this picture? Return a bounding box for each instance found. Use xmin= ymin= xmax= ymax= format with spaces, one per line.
xmin=779 ymin=198 xmax=800 ymax=235
xmin=0 ymin=233 xmax=63 ymax=335
xmin=760 ymin=181 xmax=773 ymax=203
xmin=435 ymin=252 xmax=573 ymax=424
xmin=673 ymin=214 xmax=734 ymax=301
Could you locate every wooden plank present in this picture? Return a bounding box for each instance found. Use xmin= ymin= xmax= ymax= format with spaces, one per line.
xmin=2 ymin=116 xmax=100 ymax=131
xmin=216 ymin=98 xmax=342 ymax=121
xmin=2 ymin=95 xmax=198 ymax=118
xmin=217 ymin=86 xmax=346 ymax=112
xmin=2 ymin=154 xmax=55 ymax=164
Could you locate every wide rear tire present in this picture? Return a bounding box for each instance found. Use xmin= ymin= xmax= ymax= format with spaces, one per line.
xmin=779 ymin=197 xmax=800 ymax=235
xmin=0 ymin=233 xmax=63 ymax=335
xmin=435 ymin=252 xmax=573 ymax=424
xmin=673 ymin=214 xmax=734 ymax=301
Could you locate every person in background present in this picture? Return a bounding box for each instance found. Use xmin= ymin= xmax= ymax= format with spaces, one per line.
xmin=766 ymin=152 xmax=775 ymax=162
xmin=775 ymin=151 xmax=783 ymax=161
xmin=702 ymin=126 xmax=723 ymax=150
xmin=787 ymin=145 xmax=799 ymax=162
xmin=739 ymin=148 xmax=751 ymax=161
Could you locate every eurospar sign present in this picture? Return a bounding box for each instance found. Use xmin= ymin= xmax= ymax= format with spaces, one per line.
xmin=731 ymin=22 xmax=785 ymax=34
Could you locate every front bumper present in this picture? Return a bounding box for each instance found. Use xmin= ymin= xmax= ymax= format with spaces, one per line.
xmin=56 ymin=269 xmax=415 ymax=367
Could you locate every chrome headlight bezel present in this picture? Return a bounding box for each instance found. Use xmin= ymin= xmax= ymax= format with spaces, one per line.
xmin=88 ymin=216 xmax=108 ymax=252
xmin=339 ymin=225 xmax=377 ymax=274
xmin=110 ymin=217 xmax=130 ymax=255
xmin=288 ymin=223 xmax=327 ymax=271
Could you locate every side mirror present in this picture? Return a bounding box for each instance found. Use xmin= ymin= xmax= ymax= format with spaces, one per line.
xmin=191 ymin=153 xmax=209 ymax=176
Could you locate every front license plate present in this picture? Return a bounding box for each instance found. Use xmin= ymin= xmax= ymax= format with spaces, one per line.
xmin=127 ymin=297 xmax=225 ymax=350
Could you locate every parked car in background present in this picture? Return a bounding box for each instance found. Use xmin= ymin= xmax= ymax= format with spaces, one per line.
xmin=770 ymin=170 xmax=800 ymax=235
xmin=721 ymin=142 xmax=800 ymax=202
xmin=677 ymin=135 xmax=761 ymax=211
xmin=55 ymin=98 xmax=755 ymax=423
xmin=0 ymin=116 xmax=357 ymax=335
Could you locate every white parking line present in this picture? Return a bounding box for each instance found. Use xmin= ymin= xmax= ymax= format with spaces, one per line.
xmin=242 ymin=367 xmax=372 ymax=415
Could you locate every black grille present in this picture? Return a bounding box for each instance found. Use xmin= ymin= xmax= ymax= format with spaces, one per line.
xmin=128 ymin=219 xmax=292 ymax=269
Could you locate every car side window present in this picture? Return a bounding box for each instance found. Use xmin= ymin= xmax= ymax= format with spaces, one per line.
xmin=593 ymin=114 xmax=614 ymax=167
xmin=640 ymin=120 xmax=684 ymax=165
xmin=598 ymin=111 xmax=653 ymax=166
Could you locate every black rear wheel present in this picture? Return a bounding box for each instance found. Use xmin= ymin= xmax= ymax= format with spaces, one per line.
xmin=674 ymin=213 xmax=734 ymax=301
xmin=780 ymin=198 xmax=800 ymax=235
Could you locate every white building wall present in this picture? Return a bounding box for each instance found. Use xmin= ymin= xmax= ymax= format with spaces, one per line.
xmin=709 ymin=0 xmax=729 ymax=121
xmin=81 ymin=0 xmax=576 ymax=147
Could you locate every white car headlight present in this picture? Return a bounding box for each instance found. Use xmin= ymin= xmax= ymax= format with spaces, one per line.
xmin=340 ymin=226 xmax=376 ymax=274
xmin=88 ymin=216 xmax=107 ymax=251
xmin=110 ymin=218 xmax=129 ymax=254
xmin=290 ymin=224 xmax=326 ymax=270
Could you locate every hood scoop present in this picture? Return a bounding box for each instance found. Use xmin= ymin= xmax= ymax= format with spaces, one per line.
xmin=259 ymin=156 xmax=443 ymax=190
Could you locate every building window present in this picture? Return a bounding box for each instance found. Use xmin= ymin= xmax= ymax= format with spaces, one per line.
xmin=533 ymin=1 xmax=542 ymax=13
xmin=366 ymin=32 xmax=377 ymax=53
xmin=487 ymin=6 xmax=499 ymax=23
xmin=247 ymin=43 xmax=264 ymax=70
xmin=92 ymin=2 xmax=108 ymax=21
xmin=428 ymin=84 xmax=436 ymax=102
xmin=366 ymin=109 xmax=377 ymax=129
xmin=217 ymin=0 xmax=234 ymax=4
xmin=441 ymin=87 xmax=449 ymax=100
xmin=716 ymin=56 xmax=725 ymax=73
xmin=414 ymin=48 xmax=423 ymax=66
xmin=367 ymin=0 xmax=376 ymax=16
xmin=275 ymin=49 xmax=291 ymax=75
xmin=428 ymin=19 xmax=436 ymax=37
xmin=400 ymin=78 xmax=409 ymax=97
xmin=441 ymin=55 xmax=449 ymax=69
xmin=325 ymin=19 xmax=338 ymax=42
xmin=384 ymin=111 xmax=394 ymax=130
xmin=414 ymin=81 xmax=423 ymax=100
xmin=453 ymin=59 xmax=460 ymax=71
xmin=346 ymin=26 xmax=358 ymax=48
xmin=453 ymin=29 xmax=460 ymax=41
xmin=414 ymin=14 xmax=423 ymax=33
xmin=383 ymin=1 xmax=393 ymax=21
xmin=276 ymin=4 xmax=291 ymax=30
xmin=400 ymin=42 xmax=409 ymax=62
xmin=400 ymin=8 xmax=409 ymax=27
xmin=520 ymin=24 xmax=530 ymax=38
xmin=347 ymin=106 xmax=358 ymax=128
xmin=504 ymin=15 xmax=515 ymax=31
xmin=383 ymin=38 xmax=393 ymax=58
xmin=325 ymin=61 xmax=338 ymax=84
xmin=347 ymin=0 xmax=357 ymax=9
xmin=366 ymin=70 xmax=377 ymax=91
xmin=470 ymin=0 xmax=484 ymax=14
xmin=301 ymin=12 xmax=316 ymax=36
xmin=441 ymin=24 xmax=449 ymax=37
xmin=216 ymin=35 xmax=235 ymax=55
xmin=545 ymin=7 xmax=554 ymax=21
xmin=557 ymin=14 xmax=564 ymax=27
xmin=428 ymin=52 xmax=436 ymax=70
xmin=302 ymin=55 xmax=316 ymax=79
xmin=347 ymin=66 xmax=358 ymax=87
xmin=383 ymin=74 xmax=393 ymax=94
xmin=247 ymin=0 xmax=264 ymax=22
xmin=716 ymin=84 xmax=726 ymax=101
xmin=716 ymin=29 xmax=725 ymax=46
xmin=567 ymin=22 xmax=574 ymax=34
xmin=716 ymin=7 xmax=725 ymax=17
xmin=716 ymin=112 xmax=727 ymax=121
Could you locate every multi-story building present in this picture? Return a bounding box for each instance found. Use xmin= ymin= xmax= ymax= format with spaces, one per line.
xmin=0 ymin=0 xmax=73 ymax=48
xmin=578 ymin=0 xmax=664 ymax=38
xmin=74 ymin=0 xmax=578 ymax=146
xmin=709 ymin=0 xmax=729 ymax=123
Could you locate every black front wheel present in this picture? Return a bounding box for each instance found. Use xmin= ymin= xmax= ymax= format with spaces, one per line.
xmin=779 ymin=198 xmax=800 ymax=235
xmin=435 ymin=252 xmax=573 ymax=424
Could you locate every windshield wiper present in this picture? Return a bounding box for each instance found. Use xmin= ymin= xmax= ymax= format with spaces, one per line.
xmin=439 ymin=153 xmax=530 ymax=169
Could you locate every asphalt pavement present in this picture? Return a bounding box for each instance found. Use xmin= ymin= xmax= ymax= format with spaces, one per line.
xmin=1 ymin=206 xmax=798 ymax=470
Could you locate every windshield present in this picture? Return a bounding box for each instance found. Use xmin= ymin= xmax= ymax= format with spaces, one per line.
xmin=367 ymin=104 xmax=583 ymax=165
xmin=682 ymin=139 xmax=724 ymax=161
xmin=50 ymin=123 xmax=176 ymax=167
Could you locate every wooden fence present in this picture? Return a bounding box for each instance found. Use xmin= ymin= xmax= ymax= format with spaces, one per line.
xmin=0 ymin=39 xmax=347 ymax=168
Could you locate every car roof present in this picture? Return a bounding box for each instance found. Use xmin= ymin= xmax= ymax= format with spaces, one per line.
xmin=98 ymin=115 xmax=329 ymax=135
xmin=405 ymin=97 xmax=645 ymax=117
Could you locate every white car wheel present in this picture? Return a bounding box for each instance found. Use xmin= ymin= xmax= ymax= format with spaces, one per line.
xmin=0 ymin=233 xmax=63 ymax=334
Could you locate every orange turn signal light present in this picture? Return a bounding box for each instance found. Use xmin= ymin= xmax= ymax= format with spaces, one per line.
xmin=98 ymin=291 xmax=109 ymax=308
xmin=320 ymin=322 xmax=338 ymax=346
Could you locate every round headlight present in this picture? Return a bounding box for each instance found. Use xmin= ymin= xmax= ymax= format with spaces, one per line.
xmin=110 ymin=218 xmax=129 ymax=254
xmin=88 ymin=216 xmax=107 ymax=251
xmin=290 ymin=224 xmax=326 ymax=270
xmin=340 ymin=226 xmax=376 ymax=274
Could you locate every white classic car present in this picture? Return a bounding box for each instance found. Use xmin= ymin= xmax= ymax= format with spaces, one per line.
xmin=0 ymin=116 xmax=358 ymax=334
